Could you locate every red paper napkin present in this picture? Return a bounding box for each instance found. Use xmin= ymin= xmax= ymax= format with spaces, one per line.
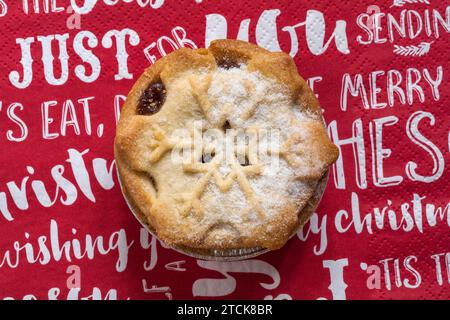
xmin=0 ymin=0 xmax=448 ymax=300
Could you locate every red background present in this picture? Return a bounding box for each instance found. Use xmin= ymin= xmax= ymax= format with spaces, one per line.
xmin=0 ymin=0 xmax=448 ymax=299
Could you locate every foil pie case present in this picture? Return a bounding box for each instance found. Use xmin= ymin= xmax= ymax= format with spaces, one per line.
xmin=117 ymin=166 xmax=329 ymax=261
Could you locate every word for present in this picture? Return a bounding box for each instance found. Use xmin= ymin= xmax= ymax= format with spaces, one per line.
xmin=143 ymin=26 xmax=197 ymax=64
xmin=357 ymin=7 xmax=450 ymax=44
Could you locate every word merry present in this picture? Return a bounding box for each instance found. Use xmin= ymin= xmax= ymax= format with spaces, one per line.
xmin=357 ymin=6 xmax=450 ymax=44
xmin=0 ymin=219 xmax=133 ymax=272
xmin=341 ymin=65 xmax=443 ymax=111
xmin=143 ymin=26 xmax=197 ymax=64
xmin=9 ymin=29 xmax=140 ymax=89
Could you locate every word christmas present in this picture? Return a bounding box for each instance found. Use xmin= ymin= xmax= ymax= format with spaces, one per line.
xmin=340 ymin=65 xmax=443 ymax=110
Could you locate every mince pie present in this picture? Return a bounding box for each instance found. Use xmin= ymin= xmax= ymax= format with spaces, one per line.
xmin=115 ymin=40 xmax=339 ymax=257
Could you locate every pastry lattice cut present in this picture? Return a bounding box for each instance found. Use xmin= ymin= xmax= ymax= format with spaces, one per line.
xmin=115 ymin=40 xmax=339 ymax=251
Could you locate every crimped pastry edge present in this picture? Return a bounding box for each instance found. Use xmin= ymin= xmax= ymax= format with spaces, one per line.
xmin=114 ymin=39 xmax=338 ymax=253
xmin=116 ymin=162 xmax=329 ymax=261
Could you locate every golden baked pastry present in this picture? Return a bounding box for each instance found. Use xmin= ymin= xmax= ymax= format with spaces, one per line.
xmin=115 ymin=40 xmax=338 ymax=255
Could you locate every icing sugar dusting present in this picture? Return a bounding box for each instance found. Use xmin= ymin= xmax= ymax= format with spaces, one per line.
xmin=192 ymin=65 xmax=315 ymax=226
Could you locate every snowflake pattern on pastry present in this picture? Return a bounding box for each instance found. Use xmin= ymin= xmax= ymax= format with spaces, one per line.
xmin=115 ymin=40 xmax=339 ymax=252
